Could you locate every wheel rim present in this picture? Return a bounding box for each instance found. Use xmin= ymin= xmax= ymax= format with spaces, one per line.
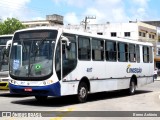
xmin=79 ymin=87 xmax=87 ymax=98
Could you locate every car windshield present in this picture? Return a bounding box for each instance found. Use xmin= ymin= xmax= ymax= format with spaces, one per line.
xmin=0 ymin=45 xmax=9 ymax=71
xmin=9 ymin=30 xmax=58 ymax=80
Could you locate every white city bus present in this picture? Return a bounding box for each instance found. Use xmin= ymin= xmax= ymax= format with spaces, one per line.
xmin=0 ymin=34 xmax=13 ymax=89
xmin=9 ymin=27 xmax=154 ymax=102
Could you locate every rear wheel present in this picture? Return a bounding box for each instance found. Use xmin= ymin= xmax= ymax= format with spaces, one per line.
xmin=128 ymin=80 xmax=136 ymax=95
xmin=77 ymin=82 xmax=88 ymax=103
xmin=35 ymin=96 xmax=48 ymax=102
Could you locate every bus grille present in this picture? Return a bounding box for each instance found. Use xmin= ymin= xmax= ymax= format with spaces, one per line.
xmin=1 ymin=79 xmax=8 ymax=82
xmin=0 ymin=83 xmax=7 ymax=87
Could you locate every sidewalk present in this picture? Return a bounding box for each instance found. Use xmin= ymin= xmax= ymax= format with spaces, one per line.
xmin=155 ymin=76 xmax=160 ymax=81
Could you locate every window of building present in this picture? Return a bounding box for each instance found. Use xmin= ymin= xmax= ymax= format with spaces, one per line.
xmin=97 ymin=32 xmax=103 ymax=35
xmin=129 ymin=44 xmax=136 ymax=62
xmin=105 ymin=41 xmax=117 ymax=61
xmin=158 ymin=48 xmax=160 ymax=56
xmin=111 ymin=32 xmax=117 ymax=37
xmin=92 ymin=39 xmax=104 ymax=61
xmin=124 ymin=32 xmax=131 ymax=37
xmin=136 ymin=45 xmax=140 ymax=63
xmin=41 ymin=24 xmax=47 ymax=26
xmin=142 ymin=33 xmax=146 ymax=37
xmin=118 ymin=42 xmax=128 ymax=62
xmin=152 ymin=35 xmax=155 ymax=39
xmin=139 ymin=32 xmax=146 ymax=37
xmin=143 ymin=46 xmax=149 ymax=63
xmin=78 ymin=37 xmax=91 ymax=60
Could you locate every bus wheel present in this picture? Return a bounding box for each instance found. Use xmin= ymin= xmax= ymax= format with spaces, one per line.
xmin=77 ymin=82 xmax=88 ymax=103
xmin=128 ymin=79 xmax=136 ymax=95
xmin=35 ymin=96 xmax=48 ymax=102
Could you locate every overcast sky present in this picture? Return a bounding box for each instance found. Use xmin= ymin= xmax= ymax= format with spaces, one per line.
xmin=0 ymin=0 xmax=159 ymax=24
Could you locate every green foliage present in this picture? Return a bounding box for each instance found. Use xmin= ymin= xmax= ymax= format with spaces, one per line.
xmin=0 ymin=18 xmax=26 ymax=35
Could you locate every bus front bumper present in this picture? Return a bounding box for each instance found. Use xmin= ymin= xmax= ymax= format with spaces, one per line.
xmin=9 ymin=82 xmax=61 ymax=96
xmin=0 ymin=82 xmax=9 ymax=90
xmin=0 ymin=78 xmax=9 ymax=89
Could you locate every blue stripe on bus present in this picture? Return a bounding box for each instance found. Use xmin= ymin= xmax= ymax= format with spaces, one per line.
xmin=9 ymin=81 xmax=61 ymax=96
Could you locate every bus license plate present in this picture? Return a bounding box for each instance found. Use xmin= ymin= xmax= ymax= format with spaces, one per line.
xmin=24 ymin=88 xmax=32 ymax=92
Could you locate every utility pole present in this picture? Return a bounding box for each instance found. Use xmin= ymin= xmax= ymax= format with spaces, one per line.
xmin=81 ymin=16 xmax=96 ymax=31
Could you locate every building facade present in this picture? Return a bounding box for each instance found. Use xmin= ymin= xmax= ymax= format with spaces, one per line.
xmin=142 ymin=21 xmax=160 ymax=69
xmin=66 ymin=21 xmax=157 ymax=42
xmin=22 ymin=14 xmax=64 ymax=28
xmin=66 ymin=21 xmax=158 ymax=68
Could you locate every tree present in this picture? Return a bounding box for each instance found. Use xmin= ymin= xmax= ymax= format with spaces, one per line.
xmin=0 ymin=18 xmax=26 ymax=35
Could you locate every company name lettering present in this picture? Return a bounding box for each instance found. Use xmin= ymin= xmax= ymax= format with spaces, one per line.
xmin=127 ymin=67 xmax=142 ymax=73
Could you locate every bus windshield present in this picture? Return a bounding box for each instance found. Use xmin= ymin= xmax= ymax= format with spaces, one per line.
xmin=0 ymin=45 xmax=9 ymax=71
xmin=9 ymin=30 xmax=58 ymax=80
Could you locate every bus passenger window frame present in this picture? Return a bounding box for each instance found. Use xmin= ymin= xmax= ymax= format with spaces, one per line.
xmin=143 ymin=46 xmax=149 ymax=63
xmin=92 ymin=38 xmax=104 ymax=61
xmin=105 ymin=40 xmax=117 ymax=61
xmin=149 ymin=46 xmax=153 ymax=63
xmin=118 ymin=42 xmax=128 ymax=62
xmin=78 ymin=36 xmax=91 ymax=61
xmin=136 ymin=45 xmax=140 ymax=63
xmin=129 ymin=44 xmax=136 ymax=62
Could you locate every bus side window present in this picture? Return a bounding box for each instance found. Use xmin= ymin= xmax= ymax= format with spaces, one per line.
xmin=92 ymin=39 xmax=104 ymax=61
xmin=149 ymin=46 xmax=153 ymax=63
xmin=105 ymin=40 xmax=117 ymax=61
xmin=118 ymin=42 xmax=128 ymax=62
xmin=78 ymin=37 xmax=91 ymax=60
xmin=143 ymin=46 xmax=149 ymax=63
xmin=136 ymin=45 xmax=140 ymax=63
xmin=62 ymin=34 xmax=77 ymax=78
xmin=129 ymin=44 xmax=136 ymax=62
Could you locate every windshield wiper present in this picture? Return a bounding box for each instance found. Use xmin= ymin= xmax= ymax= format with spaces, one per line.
xmin=33 ymin=38 xmax=46 ymax=61
xmin=28 ymin=38 xmax=47 ymax=76
xmin=38 ymin=37 xmax=46 ymax=46
xmin=20 ymin=39 xmax=27 ymax=53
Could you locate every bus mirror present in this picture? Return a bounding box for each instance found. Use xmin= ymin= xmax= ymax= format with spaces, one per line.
xmin=61 ymin=36 xmax=71 ymax=50
xmin=6 ymin=40 xmax=12 ymax=49
xmin=2 ymin=48 xmax=9 ymax=59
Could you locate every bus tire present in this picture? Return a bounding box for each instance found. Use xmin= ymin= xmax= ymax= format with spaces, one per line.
xmin=128 ymin=79 xmax=136 ymax=95
xmin=77 ymin=82 xmax=88 ymax=103
xmin=35 ymin=96 xmax=48 ymax=102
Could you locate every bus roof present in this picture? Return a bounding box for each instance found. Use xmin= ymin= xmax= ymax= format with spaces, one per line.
xmin=14 ymin=27 xmax=153 ymax=46
xmin=0 ymin=34 xmax=14 ymax=38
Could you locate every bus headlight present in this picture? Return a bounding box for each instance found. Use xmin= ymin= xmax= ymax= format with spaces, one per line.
xmin=10 ymin=80 xmax=16 ymax=85
xmin=10 ymin=80 xmax=14 ymax=84
xmin=43 ymin=80 xmax=54 ymax=85
xmin=43 ymin=81 xmax=46 ymax=85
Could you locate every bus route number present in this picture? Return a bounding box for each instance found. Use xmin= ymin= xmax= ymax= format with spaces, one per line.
xmin=87 ymin=68 xmax=93 ymax=72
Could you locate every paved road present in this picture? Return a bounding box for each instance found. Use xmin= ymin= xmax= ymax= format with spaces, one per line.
xmin=0 ymin=80 xmax=160 ymax=120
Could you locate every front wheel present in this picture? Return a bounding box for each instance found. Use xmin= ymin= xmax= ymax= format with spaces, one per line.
xmin=35 ymin=96 xmax=48 ymax=102
xmin=77 ymin=82 xmax=88 ymax=103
